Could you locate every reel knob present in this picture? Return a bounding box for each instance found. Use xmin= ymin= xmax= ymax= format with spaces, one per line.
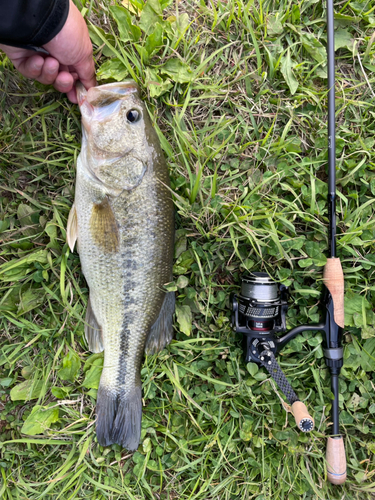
xmin=291 ymin=401 xmax=315 ymax=432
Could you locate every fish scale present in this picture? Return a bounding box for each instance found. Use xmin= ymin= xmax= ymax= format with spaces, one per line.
xmin=67 ymin=82 xmax=174 ymax=450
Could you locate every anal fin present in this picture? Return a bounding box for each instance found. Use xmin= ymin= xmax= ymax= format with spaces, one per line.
xmin=145 ymin=291 xmax=175 ymax=355
xmin=85 ymin=297 xmax=104 ymax=353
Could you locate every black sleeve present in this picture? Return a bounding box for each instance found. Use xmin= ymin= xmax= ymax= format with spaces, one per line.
xmin=0 ymin=0 xmax=69 ymax=49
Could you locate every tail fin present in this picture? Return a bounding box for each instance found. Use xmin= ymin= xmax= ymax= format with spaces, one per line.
xmin=96 ymin=384 xmax=142 ymax=451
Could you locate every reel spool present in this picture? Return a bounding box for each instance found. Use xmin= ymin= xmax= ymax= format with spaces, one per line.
xmin=232 ymin=272 xmax=288 ymax=363
xmin=239 ymin=273 xmax=282 ymax=331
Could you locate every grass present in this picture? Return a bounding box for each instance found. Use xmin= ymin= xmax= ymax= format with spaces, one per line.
xmin=0 ymin=0 xmax=375 ymax=498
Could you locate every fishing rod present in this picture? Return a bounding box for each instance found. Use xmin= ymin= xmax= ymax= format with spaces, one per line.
xmin=323 ymin=0 xmax=347 ymax=484
xmin=231 ymin=0 xmax=346 ymax=485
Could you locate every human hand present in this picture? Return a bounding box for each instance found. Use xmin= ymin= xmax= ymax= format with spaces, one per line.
xmin=0 ymin=0 xmax=96 ymax=103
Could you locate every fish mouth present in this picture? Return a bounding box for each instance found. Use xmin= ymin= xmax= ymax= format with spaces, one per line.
xmin=77 ymin=81 xmax=140 ymax=108
xmin=92 ymin=81 xmax=140 ymax=95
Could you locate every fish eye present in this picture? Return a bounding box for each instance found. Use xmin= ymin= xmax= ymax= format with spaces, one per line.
xmin=127 ymin=109 xmax=140 ymax=123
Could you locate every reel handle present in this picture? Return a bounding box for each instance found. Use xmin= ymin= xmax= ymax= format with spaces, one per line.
xmin=291 ymin=401 xmax=314 ymax=432
xmin=326 ymin=436 xmax=347 ymax=485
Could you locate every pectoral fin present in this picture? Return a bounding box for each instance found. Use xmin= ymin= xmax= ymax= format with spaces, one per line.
xmin=85 ymin=298 xmax=104 ymax=353
xmin=145 ymin=292 xmax=175 ymax=355
xmin=67 ymin=204 xmax=78 ymax=252
xmin=90 ymin=197 xmax=119 ymax=253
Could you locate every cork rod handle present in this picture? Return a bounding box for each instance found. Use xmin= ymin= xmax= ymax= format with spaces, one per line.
xmin=323 ymin=257 xmax=344 ymax=328
xmin=326 ymin=436 xmax=347 ymax=485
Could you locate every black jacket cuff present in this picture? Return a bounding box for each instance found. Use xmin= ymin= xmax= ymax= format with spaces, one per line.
xmin=0 ymin=0 xmax=70 ymax=48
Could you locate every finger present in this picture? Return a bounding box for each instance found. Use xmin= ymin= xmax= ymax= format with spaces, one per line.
xmin=0 ymin=44 xmax=36 ymax=60
xmin=66 ymin=86 xmax=78 ymax=104
xmin=65 ymin=70 xmax=79 ymax=103
xmin=15 ymin=55 xmax=44 ymax=79
xmin=54 ymin=71 xmax=74 ymax=94
xmin=72 ymin=53 xmax=97 ymax=90
xmin=37 ymin=57 xmax=59 ymax=85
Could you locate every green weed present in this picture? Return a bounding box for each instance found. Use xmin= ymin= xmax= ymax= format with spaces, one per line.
xmin=0 ymin=0 xmax=375 ymax=498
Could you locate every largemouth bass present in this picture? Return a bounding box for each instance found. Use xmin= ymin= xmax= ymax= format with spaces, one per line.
xmin=67 ymin=81 xmax=175 ymax=450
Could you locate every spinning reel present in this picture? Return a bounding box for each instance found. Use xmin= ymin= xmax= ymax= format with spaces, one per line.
xmin=232 ymin=272 xmax=288 ymax=363
xmin=232 ymin=271 xmax=344 ymax=437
